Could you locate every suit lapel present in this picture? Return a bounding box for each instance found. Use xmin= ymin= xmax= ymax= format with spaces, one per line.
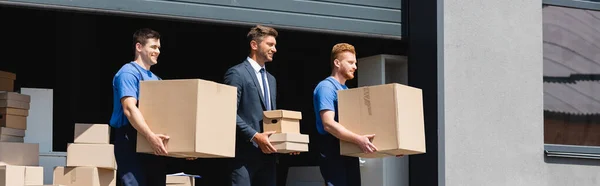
xmin=243 ymin=61 xmax=266 ymax=109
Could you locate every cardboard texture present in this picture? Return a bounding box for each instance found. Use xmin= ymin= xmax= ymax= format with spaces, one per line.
xmin=0 ymin=108 xmax=28 ymax=117
xmin=0 ymin=80 xmax=12 ymax=92
xmin=0 ymin=135 xmax=23 ymax=142
xmin=66 ymin=144 xmax=116 ymax=170
xmin=0 ymin=113 xmax=26 ymax=130
xmin=0 ymin=92 xmax=30 ymax=103
xmin=25 ymin=166 xmax=44 ymax=185
xmin=0 ymin=71 xmax=16 ymax=80
xmin=272 ymin=142 xmax=308 ymax=153
xmin=338 ymin=83 xmax=426 ymax=158
xmin=263 ymin=110 xmax=301 ymax=133
xmin=166 ymin=175 xmax=195 ymax=186
xmin=0 ymin=142 xmax=39 ymax=166
xmin=0 ymin=71 xmax=16 ymax=92
xmin=0 ymin=100 xmax=29 ymax=110
xmin=74 ymin=124 xmax=110 ymax=144
xmin=0 ymin=127 xmax=25 ymax=137
xmin=136 ymin=79 xmax=237 ymax=158
xmin=0 ymin=165 xmax=25 ymax=186
xmin=53 ymin=166 xmax=116 ymax=186
xmin=269 ymin=133 xmax=309 ymax=143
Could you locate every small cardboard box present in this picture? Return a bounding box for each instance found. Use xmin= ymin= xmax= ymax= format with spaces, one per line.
xmin=0 ymin=127 xmax=25 ymax=137
xmin=338 ymin=83 xmax=426 ymax=158
xmin=0 ymin=165 xmax=25 ymax=185
xmin=136 ymin=79 xmax=237 ymax=158
xmin=0 ymin=135 xmax=23 ymax=142
xmin=53 ymin=166 xmax=116 ymax=186
xmin=66 ymin=144 xmax=116 ymax=170
xmin=0 ymin=142 xmax=39 ymax=166
xmin=0 ymin=92 xmax=31 ymax=110
xmin=0 ymin=71 xmax=16 ymax=92
xmin=269 ymin=133 xmax=309 ymax=153
xmin=74 ymin=124 xmax=110 ymax=144
xmin=25 ymin=166 xmax=44 ymax=185
xmin=0 ymin=108 xmax=27 ymax=129
xmin=263 ymin=110 xmax=302 ymax=133
xmin=166 ymin=175 xmax=195 ymax=186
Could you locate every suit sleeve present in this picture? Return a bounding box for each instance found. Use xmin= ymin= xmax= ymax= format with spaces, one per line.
xmin=224 ymin=68 xmax=258 ymax=141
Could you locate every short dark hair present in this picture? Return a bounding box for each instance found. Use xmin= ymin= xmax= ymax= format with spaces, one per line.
xmin=247 ymin=25 xmax=278 ymax=43
xmin=133 ymin=28 xmax=160 ymax=47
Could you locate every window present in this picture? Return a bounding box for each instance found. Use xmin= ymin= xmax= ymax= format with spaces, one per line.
xmin=543 ymin=3 xmax=600 ymax=158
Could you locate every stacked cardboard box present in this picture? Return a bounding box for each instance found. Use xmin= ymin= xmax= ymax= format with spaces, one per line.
xmin=53 ymin=124 xmax=116 ymax=186
xmin=166 ymin=175 xmax=196 ymax=186
xmin=338 ymin=83 xmax=426 ymax=158
xmin=0 ymin=70 xmax=15 ymax=92
xmin=263 ymin=110 xmax=309 ymax=153
xmin=136 ymin=79 xmax=237 ymax=158
xmin=0 ymin=71 xmax=44 ymax=185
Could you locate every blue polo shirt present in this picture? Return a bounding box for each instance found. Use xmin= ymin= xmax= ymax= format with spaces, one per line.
xmin=313 ymin=77 xmax=348 ymax=135
xmin=109 ymin=62 xmax=160 ymax=128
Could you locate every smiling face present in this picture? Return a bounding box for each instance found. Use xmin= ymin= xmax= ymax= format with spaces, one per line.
xmin=137 ymin=38 xmax=161 ymax=66
xmin=252 ymin=35 xmax=277 ymax=63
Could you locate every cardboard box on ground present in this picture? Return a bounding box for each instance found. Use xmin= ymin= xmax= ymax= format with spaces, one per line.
xmin=53 ymin=123 xmax=116 ymax=186
xmin=338 ymin=83 xmax=426 ymax=158
xmin=0 ymin=70 xmax=44 ymax=186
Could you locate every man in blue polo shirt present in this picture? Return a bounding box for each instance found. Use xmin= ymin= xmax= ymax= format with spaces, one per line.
xmin=313 ymin=43 xmax=378 ymax=186
xmin=109 ymin=28 xmax=169 ymax=186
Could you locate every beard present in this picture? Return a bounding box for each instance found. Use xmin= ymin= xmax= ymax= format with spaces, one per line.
xmin=342 ymin=70 xmax=355 ymax=80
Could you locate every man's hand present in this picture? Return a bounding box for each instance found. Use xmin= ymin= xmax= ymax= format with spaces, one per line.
xmin=146 ymin=133 xmax=170 ymax=155
xmin=253 ymin=131 xmax=277 ymax=154
xmin=355 ymin=134 xmax=377 ymax=153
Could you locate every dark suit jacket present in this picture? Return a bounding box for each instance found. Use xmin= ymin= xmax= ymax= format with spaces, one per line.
xmin=224 ymin=59 xmax=277 ymax=160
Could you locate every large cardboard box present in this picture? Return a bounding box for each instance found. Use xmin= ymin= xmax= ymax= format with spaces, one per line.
xmin=53 ymin=166 xmax=116 ymax=186
xmin=0 ymin=71 xmax=16 ymax=92
xmin=136 ymin=79 xmax=237 ymax=158
xmin=0 ymin=142 xmax=39 ymax=166
xmin=74 ymin=124 xmax=110 ymax=144
xmin=66 ymin=144 xmax=116 ymax=170
xmin=166 ymin=175 xmax=195 ymax=186
xmin=338 ymin=83 xmax=426 ymax=158
xmin=263 ymin=110 xmax=301 ymax=133
xmin=0 ymin=108 xmax=27 ymax=130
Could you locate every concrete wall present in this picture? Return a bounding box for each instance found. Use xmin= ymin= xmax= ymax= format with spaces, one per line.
xmin=442 ymin=0 xmax=600 ymax=185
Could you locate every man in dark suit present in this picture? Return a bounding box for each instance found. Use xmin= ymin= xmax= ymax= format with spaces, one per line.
xmin=224 ymin=25 xmax=279 ymax=186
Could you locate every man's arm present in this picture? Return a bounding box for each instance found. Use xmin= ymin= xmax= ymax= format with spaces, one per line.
xmin=115 ymin=73 xmax=169 ymax=155
xmin=224 ymin=68 xmax=277 ymax=154
xmin=315 ymin=86 xmax=377 ymax=153
xmin=224 ymin=68 xmax=259 ymax=140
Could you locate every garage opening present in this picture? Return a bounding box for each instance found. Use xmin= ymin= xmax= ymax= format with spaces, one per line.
xmin=0 ymin=4 xmax=406 ymax=185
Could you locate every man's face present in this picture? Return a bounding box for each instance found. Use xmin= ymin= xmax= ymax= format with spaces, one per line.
xmin=335 ymin=51 xmax=358 ymax=80
xmin=137 ymin=38 xmax=161 ymax=65
xmin=254 ymin=36 xmax=277 ymax=63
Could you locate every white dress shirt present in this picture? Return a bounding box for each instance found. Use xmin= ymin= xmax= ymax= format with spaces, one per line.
xmin=247 ymin=57 xmax=270 ymax=100
xmin=247 ymin=57 xmax=271 ymax=142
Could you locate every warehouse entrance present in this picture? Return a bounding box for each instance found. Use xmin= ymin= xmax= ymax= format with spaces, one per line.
xmin=0 ymin=5 xmax=406 ymax=185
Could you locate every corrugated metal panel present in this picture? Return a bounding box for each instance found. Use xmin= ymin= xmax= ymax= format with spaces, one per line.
xmin=544 ymin=81 xmax=600 ymax=115
xmin=0 ymin=0 xmax=402 ymax=38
